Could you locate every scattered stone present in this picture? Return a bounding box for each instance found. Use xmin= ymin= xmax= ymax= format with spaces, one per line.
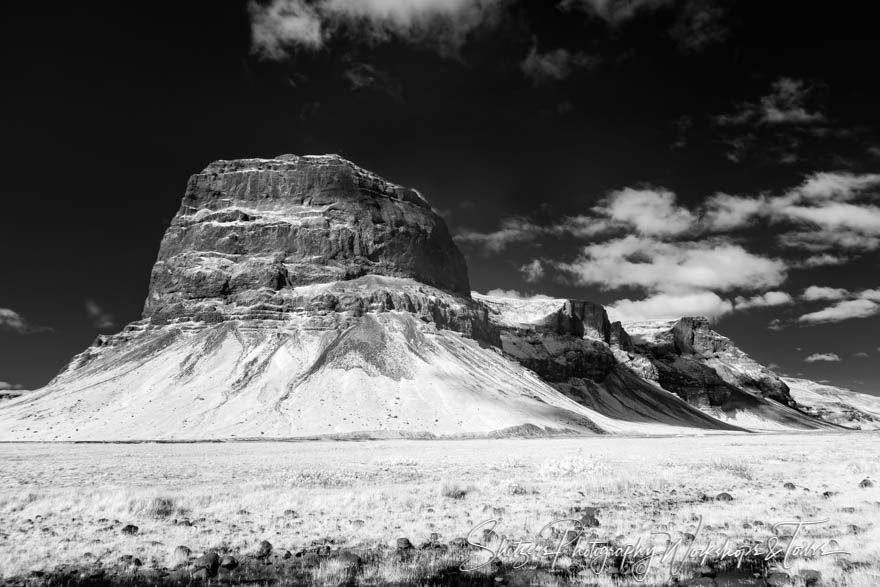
xmin=578 ymin=507 xmax=600 ymax=527
xmin=765 ymin=571 xmax=790 ymax=586
xmin=859 ymin=478 xmax=873 ymax=488
xmin=799 ymin=569 xmax=821 ymax=586
xmin=282 ymin=550 xmax=292 ymax=559
xmin=450 ymin=537 xmax=469 ymax=549
xmin=822 ymin=491 xmax=836 ymax=499
xmin=336 ymin=550 xmax=362 ymax=567
xmin=257 ymin=540 xmax=273 ymax=558
xmin=283 ymin=509 xmax=298 ymax=517
xmin=783 ymin=482 xmax=796 ymax=490
xmin=219 ymin=556 xmax=238 ymax=571
xmin=396 ymin=537 xmax=414 ymax=550
xmin=350 ymin=519 xmax=365 ymax=528
xmin=192 ymin=552 xmax=220 ymax=578
xmin=716 ymin=492 xmax=734 ymax=502
xmin=120 ymin=525 xmax=138 ymax=535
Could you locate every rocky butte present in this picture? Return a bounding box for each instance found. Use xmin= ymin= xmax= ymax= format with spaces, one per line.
xmin=0 ymin=154 xmax=870 ymax=440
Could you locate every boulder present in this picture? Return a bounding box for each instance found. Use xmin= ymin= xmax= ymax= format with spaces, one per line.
xmin=192 ymin=552 xmax=219 ymax=577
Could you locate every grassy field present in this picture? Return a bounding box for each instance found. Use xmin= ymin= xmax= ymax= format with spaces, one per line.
xmin=0 ymin=432 xmax=878 ymax=585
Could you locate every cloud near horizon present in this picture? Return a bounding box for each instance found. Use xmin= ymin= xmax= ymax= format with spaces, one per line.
xmin=456 ymin=170 xmax=880 ymax=324
xmin=804 ymin=352 xmax=841 ymax=363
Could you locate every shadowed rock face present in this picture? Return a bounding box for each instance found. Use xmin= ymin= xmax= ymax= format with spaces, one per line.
xmin=144 ymin=154 xmax=471 ymax=323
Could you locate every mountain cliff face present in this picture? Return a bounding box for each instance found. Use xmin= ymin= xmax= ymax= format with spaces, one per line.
xmin=475 ymin=296 xmax=832 ymax=432
xmin=0 ymin=154 xmax=853 ymax=440
xmin=784 ymin=378 xmax=880 ymax=429
xmin=145 ymin=154 xmax=472 ymax=323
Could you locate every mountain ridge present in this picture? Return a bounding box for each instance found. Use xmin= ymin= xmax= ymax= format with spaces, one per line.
xmin=0 ymin=155 xmax=861 ymax=440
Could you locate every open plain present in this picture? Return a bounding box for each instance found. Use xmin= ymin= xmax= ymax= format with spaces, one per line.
xmin=1 ymin=432 xmax=879 ymax=585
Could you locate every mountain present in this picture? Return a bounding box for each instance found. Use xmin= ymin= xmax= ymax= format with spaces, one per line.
xmin=477 ymin=296 xmax=832 ymax=433
xmin=783 ymin=378 xmax=880 ymax=429
xmin=0 ymin=154 xmax=855 ymax=440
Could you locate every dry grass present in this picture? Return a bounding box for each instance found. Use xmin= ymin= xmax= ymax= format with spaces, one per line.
xmin=0 ymin=432 xmax=878 ymax=585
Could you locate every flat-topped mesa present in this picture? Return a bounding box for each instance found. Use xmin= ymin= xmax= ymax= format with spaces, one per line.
xmin=143 ymin=154 xmax=472 ymax=323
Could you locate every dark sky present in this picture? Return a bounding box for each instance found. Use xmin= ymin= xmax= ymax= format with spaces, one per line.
xmin=1 ymin=0 xmax=878 ymax=394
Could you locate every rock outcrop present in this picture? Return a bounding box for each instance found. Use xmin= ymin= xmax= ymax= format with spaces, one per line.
xmin=784 ymin=378 xmax=880 ymax=430
xmin=623 ymin=318 xmax=832 ymax=430
xmin=145 ymin=155 xmax=471 ymax=324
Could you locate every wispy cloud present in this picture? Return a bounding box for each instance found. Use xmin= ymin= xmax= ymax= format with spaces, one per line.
xmin=558 ymin=0 xmax=674 ymax=25
xmin=249 ymin=0 xmax=504 ymax=58
xmin=715 ymin=78 xmax=826 ymax=127
xmin=801 ymin=286 xmax=849 ymax=302
xmin=343 ymin=62 xmax=403 ymax=101
xmin=804 ymin=353 xmax=841 ymax=363
xmin=798 ymin=298 xmax=879 ymax=325
xmin=0 ymin=308 xmax=50 ymax=335
xmin=85 ymin=300 xmax=115 ymax=329
xmin=519 ymin=259 xmax=544 ymax=282
xmin=454 ymin=216 xmax=545 ymax=253
xmin=521 ymin=42 xmax=599 ymax=85
xmin=734 ymin=291 xmax=793 ymax=310
xmin=556 ymin=236 xmax=786 ymax=294
xmin=668 ymin=0 xmax=729 ymax=52
xmin=608 ymin=290 xmax=733 ymax=322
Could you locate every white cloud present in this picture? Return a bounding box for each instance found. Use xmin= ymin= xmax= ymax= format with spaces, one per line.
xmin=455 ymin=217 xmax=544 ymax=252
xmin=804 ymin=353 xmax=841 ymax=363
xmin=702 ymin=192 xmax=765 ymax=231
xmin=859 ymin=288 xmax=880 ymax=302
xmin=558 ymin=0 xmax=674 ymax=25
xmin=481 ymin=289 xmax=554 ymax=300
xmin=519 ymin=259 xmax=544 ymax=282
xmin=85 ymin=300 xmax=115 ymax=329
xmin=249 ymin=0 xmax=503 ymax=57
xmin=0 ymin=382 xmax=26 ymax=391
xmin=557 ymin=236 xmax=787 ymax=294
xmin=716 ymin=77 xmax=826 ymax=127
xmin=550 ymin=215 xmax=614 ymax=238
xmin=802 ymin=286 xmax=850 ymax=301
xmin=607 ymin=291 xmax=733 ymax=322
xmin=794 ymin=172 xmax=880 ymax=201
xmin=0 ymin=308 xmax=48 ymax=335
xmin=521 ymin=44 xmax=599 ymax=85
xmin=778 ymin=229 xmax=880 ymax=253
xmin=855 ymin=352 xmax=870 ymax=358
xmin=249 ymin=0 xmax=323 ymax=58
xmin=593 ymin=188 xmax=696 ymax=236
xmin=794 ymin=254 xmax=848 ymax=268
xmin=734 ymin=291 xmax=793 ymax=310
xmin=798 ymin=298 xmax=879 ymax=324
